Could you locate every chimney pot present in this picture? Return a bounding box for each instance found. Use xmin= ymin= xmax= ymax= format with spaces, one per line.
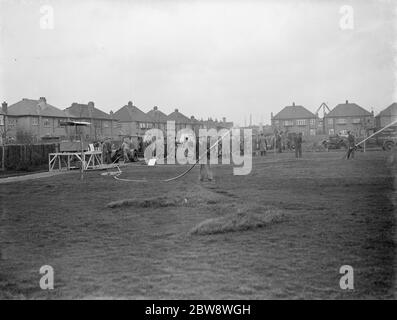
xmin=292 ymin=102 xmax=295 ymax=106
xmin=154 ymin=106 xmax=158 ymax=110
xmin=346 ymin=100 xmax=349 ymax=104
xmin=175 ymin=108 xmax=178 ymax=112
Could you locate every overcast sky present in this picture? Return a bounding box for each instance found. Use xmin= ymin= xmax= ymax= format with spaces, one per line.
xmin=0 ymin=0 xmax=395 ymax=125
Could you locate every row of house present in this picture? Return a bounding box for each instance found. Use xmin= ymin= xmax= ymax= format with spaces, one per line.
xmin=0 ymin=97 xmax=234 ymax=144
xmin=271 ymin=100 xmax=397 ymax=137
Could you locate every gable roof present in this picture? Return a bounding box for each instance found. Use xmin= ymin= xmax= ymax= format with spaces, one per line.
xmin=147 ymin=106 xmax=168 ymax=123
xmin=326 ymin=101 xmax=372 ymax=118
xmin=273 ymin=103 xmax=316 ymax=120
xmin=7 ymin=98 xmax=68 ymax=118
xmin=65 ymin=102 xmax=111 ymax=120
xmin=167 ymin=109 xmax=190 ymax=123
xmin=376 ymin=103 xmax=397 ymax=118
xmin=114 ymin=102 xmax=153 ymax=122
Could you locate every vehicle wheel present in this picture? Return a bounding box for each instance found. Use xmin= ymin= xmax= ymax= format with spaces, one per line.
xmin=384 ymin=141 xmax=394 ymax=151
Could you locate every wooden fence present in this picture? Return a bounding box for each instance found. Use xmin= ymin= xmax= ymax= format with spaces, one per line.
xmin=0 ymin=144 xmax=59 ymax=171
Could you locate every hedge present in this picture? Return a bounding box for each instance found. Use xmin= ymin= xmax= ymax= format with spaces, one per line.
xmin=0 ymin=144 xmax=59 ymax=171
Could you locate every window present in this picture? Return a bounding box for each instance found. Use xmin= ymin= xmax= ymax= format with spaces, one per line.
xmin=103 ymin=122 xmax=109 ymax=128
xmin=352 ymin=118 xmax=361 ymax=124
xmin=274 ymin=120 xmax=279 ymax=126
xmin=310 ymin=119 xmax=316 ymax=126
xmin=43 ymin=118 xmax=50 ymax=127
xmin=337 ymin=118 xmax=347 ymax=124
xmin=0 ymin=115 xmax=4 ymax=126
xmin=329 ymin=129 xmax=334 ymax=135
xmin=8 ymin=118 xmax=16 ymax=127
xmin=310 ymin=129 xmax=316 ymax=136
xmin=139 ymin=122 xmax=146 ymax=129
xmin=284 ymin=120 xmax=294 ymax=126
xmin=296 ymin=119 xmax=306 ymax=126
xmin=327 ymin=118 xmax=333 ymax=125
xmin=32 ymin=117 xmax=39 ymax=126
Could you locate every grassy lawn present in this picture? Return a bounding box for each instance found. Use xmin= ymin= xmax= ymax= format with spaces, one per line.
xmin=0 ymin=151 xmax=395 ymax=299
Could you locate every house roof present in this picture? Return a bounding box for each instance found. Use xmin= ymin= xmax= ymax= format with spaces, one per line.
xmin=7 ymin=98 xmax=68 ymax=118
xmin=65 ymin=102 xmax=111 ymax=120
xmin=326 ymin=101 xmax=372 ymax=118
xmin=167 ymin=109 xmax=190 ymax=123
xmin=0 ymin=108 xmax=4 ymax=116
xmin=147 ymin=106 xmax=168 ymax=123
xmin=114 ymin=102 xmax=153 ymax=122
xmin=273 ymin=103 xmax=316 ymax=120
xmin=376 ymin=103 xmax=397 ymax=118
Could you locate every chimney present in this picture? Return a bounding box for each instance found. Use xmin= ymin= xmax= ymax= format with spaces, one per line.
xmin=175 ymin=108 xmax=179 ymax=112
xmin=346 ymin=100 xmax=349 ymax=104
xmin=39 ymin=97 xmax=46 ymax=104
xmin=128 ymin=101 xmax=133 ymax=107
xmin=223 ymin=117 xmax=226 ymax=123
xmin=2 ymin=101 xmax=7 ymax=114
xmin=88 ymin=101 xmax=94 ymax=118
xmin=271 ymin=112 xmax=274 ymax=119
xmin=191 ymin=116 xmax=195 ymax=120
xmin=292 ymin=102 xmax=295 ymax=106
xmin=154 ymin=106 xmax=158 ymax=110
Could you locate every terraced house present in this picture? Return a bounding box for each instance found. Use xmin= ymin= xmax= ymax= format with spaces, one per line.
xmin=271 ymin=102 xmax=318 ymax=136
xmin=114 ymin=101 xmax=155 ymax=137
xmin=65 ymin=101 xmax=117 ymax=141
xmin=4 ymin=97 xmax=70 ymax=143
xmin=324 ymin=100 xmax=374 ymax=136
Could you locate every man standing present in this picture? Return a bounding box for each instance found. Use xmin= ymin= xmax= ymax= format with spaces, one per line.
xmin=294 ymin=132 xmax=303 ymax=158
xmin=103 ymin=138 xmax=112 ymax=164
xmin=346 ymin=131 xmax=356 ymax=160
xmin=198 ymin=136 xmax=214 ymax=182
xmin=122 ymin=138 xmax=130 ymax=162
xmin=276 ymin=131 xmax=282 ymax=153
xmin=259 ymin=133 xmax=267 ymax=156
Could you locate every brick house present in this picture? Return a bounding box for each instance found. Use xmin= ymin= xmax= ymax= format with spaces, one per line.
xmin=324 ymin=100 xmax=374 ymax=136
xmin=167 ymin=109 xmax=192 ymax=132
xmin=271 ymin=102 xmax=318 ymax=136
xmin=375 ymin=103 xmax=397 ymax=128
xmin=4 ymin=97 xmax=70 ymax=143
xmin=113 ymin=101 xmax=155 ymax=138
xmin=146 ymin=106 xmax=168 ymax=132
xmin=65 ymin=101 xmax=117 ymax=141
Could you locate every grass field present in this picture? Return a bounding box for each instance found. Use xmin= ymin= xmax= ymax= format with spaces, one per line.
xmin=0 ymin=151 xmax=396 ymax=299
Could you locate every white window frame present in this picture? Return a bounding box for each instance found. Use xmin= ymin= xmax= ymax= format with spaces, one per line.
xmin=310 ymin=119 xmax=316 ymax=126
xmin=337 ymin=118 xmax=347 ymax=124
xmin=284 ymin=120 xmax=294 ymax=126
xmin=310 ymin=128 xmax=316 ymax=136
xmin=43 ymin=118 xmax=51 ymax=127
xmin=0 ymin=115 xmax=4 ymax=126
xmin=329 ymin=128 xmax=335 ymax=135
xmin=352 ymin=118 xmax=361 ymax=124
xmin=296 ymin=119 xmax=306 ymax=126
xmin=327 ymin=118 xmax=333 ymax=125
xmin=32 ymin=117 xmax=39 ymax=126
